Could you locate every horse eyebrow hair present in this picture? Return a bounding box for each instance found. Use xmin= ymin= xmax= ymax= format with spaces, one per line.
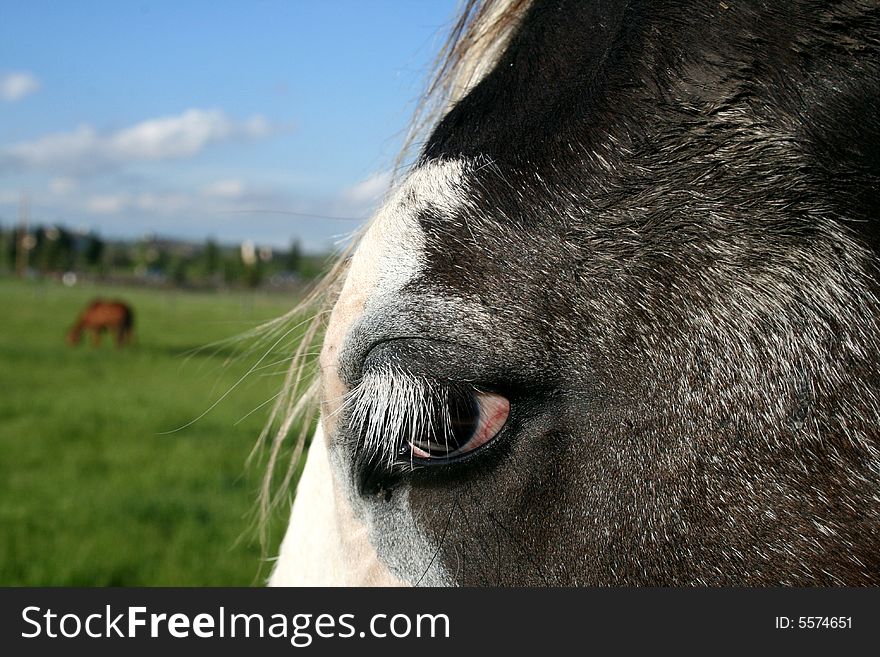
xmin=344 ymin=365 xmax=454 ymax=467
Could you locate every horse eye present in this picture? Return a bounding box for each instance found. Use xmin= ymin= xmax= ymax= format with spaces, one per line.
xmin=409 ymin=391 xmax=510 ymax=460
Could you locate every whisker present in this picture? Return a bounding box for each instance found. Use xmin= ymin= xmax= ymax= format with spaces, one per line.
xmin=158 ymin=319 xmax=310 ymax=435
xmin=234 ymin=388 xmax=288 ymax=427
xmin=416 ymin=502 xmax=456 ymax=586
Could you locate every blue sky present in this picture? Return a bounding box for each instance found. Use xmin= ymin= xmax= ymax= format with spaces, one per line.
xmin=0 ymin=0 xmax=458 ymax=251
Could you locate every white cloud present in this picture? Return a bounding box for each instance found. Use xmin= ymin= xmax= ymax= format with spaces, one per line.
xmin=7 ymin=124 xmax=98 ymax=170
xmin=201 ymin=179 xmax=245 ymax=199
xmin=82 ymin=191 xmax=194 ymax=215
xmin=134 ymin=192 xmax=190 ymax=214
xmin=50 ymin=177 xmax=78 ymax=195
xmin=107 ymin=109 xmax=264 ymax=160
xmin=85 ymin=193 xmax=130 ymax=214
xmin=0 ymin=189 xmax=21 ymax=204
xmin=242 ymin=115 xmax=272 ymax=138
xmin=3 ymin=108 xmax=277 ymax=173
xmin=343 ymin=170 xmax=392 ymax=204
xmin=0 ymin=72 xmax=40 ymax=102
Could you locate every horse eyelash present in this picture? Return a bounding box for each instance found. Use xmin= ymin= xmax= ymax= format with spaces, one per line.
xmin=344 ymin=366 xmax=458 ymax=468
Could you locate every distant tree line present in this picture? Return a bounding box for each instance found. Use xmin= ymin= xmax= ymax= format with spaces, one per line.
xmin=0 ymin=222 xmax=330 ymax=289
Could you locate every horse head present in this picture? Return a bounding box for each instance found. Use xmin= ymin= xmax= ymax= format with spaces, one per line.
xmin=270 ymin=0 xmax=880 ymax=586
xmin=66 ymin=326 xmax=83 ymax=345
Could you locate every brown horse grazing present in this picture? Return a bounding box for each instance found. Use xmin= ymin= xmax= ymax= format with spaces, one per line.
xmin=66 ymin=299 xmax=135 ymax=347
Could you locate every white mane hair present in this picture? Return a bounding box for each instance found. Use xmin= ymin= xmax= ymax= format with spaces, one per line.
xmin=250 ymin=0 xmax=534 ymax=547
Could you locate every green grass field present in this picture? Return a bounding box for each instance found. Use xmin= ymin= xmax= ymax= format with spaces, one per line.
xmin=0 ymin=278 xmax=310 ymax=585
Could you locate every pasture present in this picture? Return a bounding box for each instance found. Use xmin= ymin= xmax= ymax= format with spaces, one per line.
xmin=0 ymin=278 xmax=307 ymax=585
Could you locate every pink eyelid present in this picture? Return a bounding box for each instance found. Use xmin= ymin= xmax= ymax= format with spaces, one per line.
xmin=410 ymin=392 xmax=510 ymax=459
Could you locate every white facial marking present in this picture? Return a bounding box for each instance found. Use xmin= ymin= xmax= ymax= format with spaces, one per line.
xmin=321 ymin=159 xmax=467 ymax=431
xmin=268 ymin=424 xmax=404 ymax=586
xmin=274 ymin=159 xmax=469 ymax=586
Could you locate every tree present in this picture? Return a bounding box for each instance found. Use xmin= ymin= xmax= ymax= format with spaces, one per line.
xmin=170 ymin=255 xmax=188 ymax=286
xmin=0 ymin=224 xmax=8 ymax=272
xmin=286 ymin=238 xmax=302 ymax=273
xmin=204 ymin=238 xmax=220 ymax=277
xmin=84 ymin=232 xmax=105 ymax=269
xmin=243 ymin=260 xmax=262 ymax=288
xmin=6 ymin=227 xmax=18 ymax=273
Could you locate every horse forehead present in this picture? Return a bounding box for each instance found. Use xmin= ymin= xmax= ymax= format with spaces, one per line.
xmin=320 ymin=160 xmax=469 ymax=412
